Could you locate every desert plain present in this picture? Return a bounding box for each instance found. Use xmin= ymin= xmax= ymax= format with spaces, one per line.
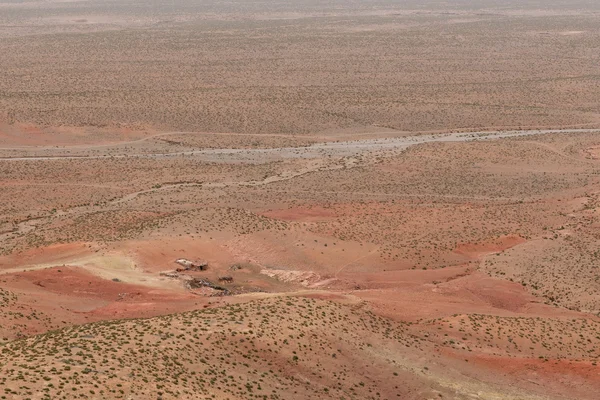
xmin=0 ymin=0 xmax=600 ymax=399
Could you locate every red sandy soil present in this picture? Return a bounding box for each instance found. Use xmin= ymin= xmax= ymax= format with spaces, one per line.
xmin=352 ymin=265 xmax=589 ymax=322
xmin=467 ymin=355 xmax=600 ymax=400
xmin=15 ymin=266 xmax=189 ymax=303
xmin=0 ymin=265 xmax=202 ymax=327
xmin=262 ymin=206 xmax=337 ymax=222
xmin=453 ymin=234 xmax=527 ymax=259
xmin=1 ymin=2 xmax=600 ymax=396
xmin=0 ymin=123 xmax=153 ymax=147
xmin=2 ymin=128 xmax=600 ymax=398
xmin=0 ymin=242 xmax=96 ymax=269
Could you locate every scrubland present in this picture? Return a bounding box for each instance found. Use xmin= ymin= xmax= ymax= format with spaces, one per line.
xmin=1 ymin=1 xmax=600 ymax=399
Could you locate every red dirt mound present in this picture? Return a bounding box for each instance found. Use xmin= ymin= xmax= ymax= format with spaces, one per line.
xmin=13 ymin=266 xmax=192 ymax=303
xmin=454 ymin=234 xmax=526 ymax=259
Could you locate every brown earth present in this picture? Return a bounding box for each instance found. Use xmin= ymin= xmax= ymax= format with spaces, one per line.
xmin=1 ymin=1 xmax=600 ymax=399
xmin=1 ymin=126 xmax=600 ymax=399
